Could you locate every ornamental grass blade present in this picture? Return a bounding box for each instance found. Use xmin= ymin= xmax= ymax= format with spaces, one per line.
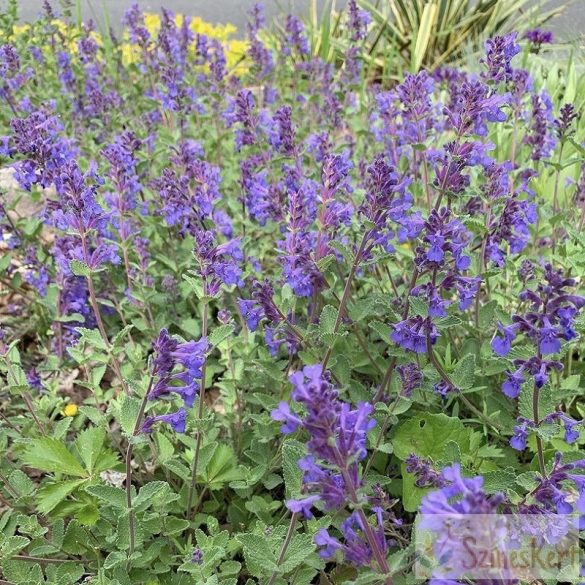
xmin=412 ymin=2 xmax=438 ymax=71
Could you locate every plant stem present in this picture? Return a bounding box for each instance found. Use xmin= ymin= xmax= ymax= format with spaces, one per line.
xmin=551 ymin=142 xmax=565 ymax=254
xmin=125 ymin=375 xmax=154 ymax=558
xmin=337 ymin=463 xmax=393 ymax=582
xmin=532 ymin=378 xmax=546 ymax=477
xmin=4 ymin=358 xmax=46 ymax=435
xmin=186 ymin=299 xmax=209 ymax=518
xmin=373 ymin=269 xmax=419 ymax=404
xmin=79 ymin=233 xmax=129 ymax=395
xmin=22 ymin=392 xmax=46 ymax=435
xmin=266 ymin=512 xmax=298 ymax=585
xmin=322 ymin=232 xmax=369 ymax=369
xmin=426 ymin=336 xmax=502 ymax=432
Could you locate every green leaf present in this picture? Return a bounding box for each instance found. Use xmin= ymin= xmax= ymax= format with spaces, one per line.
xmin=208 ymin=324 xmax=235 ymax=347
xmin=412 ymin=1 xmax=437 ymax=72
xmin=76 ymin=327 xmax=108 ymax=351
xmin=369 ymin=320 xmax=392 ymax=341
xmin=392 ymin=413 xmax=472 ymax=461
xmin=236 ymin=533 xmax=279 ymax=576
xmin=0 ymin=535 xmax=30 ymax=558
xmin=104 ymin=551 xmax=127 ymax=570
xmin=409 ymin=296 xmax=429 ymax=317
xmin=203 ymin=444 xmax=243 ymax=490
xmin=282 ymin=441 xmax=306 ymax=499
xmin=69 ymin=259 xmax=91 ymax=277
xmin=23 ymin=438 xmax=87 ymax=477
xmin=400 ymin=462 xmax=430 ymax=512
xmin=7 ymin=470 xmax=35 ymax=497
xmin=75 ymin=427 xmax=106 ymax=474
xmin=281 ymin=533 xmax=315 ymax=573
xmin=162 ymin=517 xmax=190 ymax=536
xmin=319 ymin=305 xmax=337 ymax=335
xmin=112 ymin=325 xmax=134 ymax=347
xmin=450 ymin=354 xmax=476 ymax=390
xmin=134 ymin=481 xmax=171 ymax=512
xmin=116 ymin=394 xmax=142 ymax=435
xmin=85 ymin=485 xmax=128 ymax=509
xmin=482 ymin=470 xmax=516 ymax=494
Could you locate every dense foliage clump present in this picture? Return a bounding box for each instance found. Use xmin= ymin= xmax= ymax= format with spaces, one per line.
xmin=0 ymin=2 xmax=583 ymax=585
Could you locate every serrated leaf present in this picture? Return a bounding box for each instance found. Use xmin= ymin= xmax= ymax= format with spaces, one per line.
xmin=117 ymin=395 xmax=142 ymax=435
xmin=236 ymin=533 xmax=279 ymax=576
xmin=23 ymin=438 xmax=87 ymax=477
xmin=36 ymin=479 xmax=87 ymax=514
xmin=69 ymin=259 xmax=91 ymax=277
xmin=482 ymin=470 xmax=516 ymax=494
xmin=75 ymin=327 xmax=108 ymax=351
xmin=208 ymin=324 xmax=234 ymax=347
xmin=442 ymin=440 xmax=461 ymax=463
xmin=85 ymin=485 xmax=127 ymax=509
xmin=280 ymin=533 xmax=315 ymax=573
xmin=319 ymin=305 xmax=337 ymax=335
xmin=134 ymin=481 xmax=170 ymax=511
xmin=450 ymin=354 xmax=476 ymax=390
xmin=75 ymin=427 xmax=107 ymax=474
xmin=409 ymin=296 xmax=428 ymax=317
xmin=392 ymin=413 xmax=472 ymax=461
xmin=1 ymin=535 xmax=30 ymax=557
xmin=282 ymin=441 xmax=306 ymax=499
xmin=112 ymin=325 xmax=134 ymax=347
xmin=104 ymin=551 xmax=127 ymax=570
xmin=7 ymin=470 xmax=35 ymax=497
xmin=348 ymin=297 xmax=375 ymax=321
xmin=369 ymin=320 xmax=392 ymax=341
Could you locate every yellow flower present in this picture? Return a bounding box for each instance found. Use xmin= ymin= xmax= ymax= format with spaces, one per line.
xmin=61 ymin=404 xmax=79 ymax=417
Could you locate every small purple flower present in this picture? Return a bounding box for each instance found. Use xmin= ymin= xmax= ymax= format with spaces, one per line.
xmin=26 ymin=368 xmax=45 ymax=392
xmin=271 ymin=401 xmax=302 ymax=434
xmin=510 ymin=417 xmax=534 ymax=451
xmin=347 ymin=0 xmax=371 ymax=41
xmin=148 ymin=330 xmax=208 ymax=408
xmin=396 ymin=363 xmax=422 ymax=398
xmin=315 ymin=528 xmax=342 ymax=558
xmin=482 ymin=32 xmax=521 ymax=84
xmin=142 ymin=408 xmax=187 ymax=433
xmin=525 ymin=29 xmax=554 ymax=49
xmin=191 ymin=548 xmax=203 ymax=564
xmin=501 ymin=367 xmax=525 ymax=398
xmin=238 ymin=299 xmax=264 ymax=331
xmin=491 ymin=322 xmax=519 ymax=356
xmin=287 ymin=495 xmax=321 ymax=518
xmin=405 ymin=454 xmax=446 ymax=488
xmin=391 ymin=316 xmax=438 ymax=354
xmin=544 ymin=412 xmax=581 ymax=444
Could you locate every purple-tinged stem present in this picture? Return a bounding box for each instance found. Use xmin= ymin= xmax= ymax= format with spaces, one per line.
xmin=186 ymin=295 xmax=209 ymax=519
xmin=266 ymin=512 xmax=298 ymax=585
xmin=79 ymin=232 xmax=129 ymax=395
xmin=533 ymin=352 xmax=547 ymax=477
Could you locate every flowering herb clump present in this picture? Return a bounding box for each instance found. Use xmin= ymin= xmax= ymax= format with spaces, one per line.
xmin=0 ymin=3 xmax=583 ymax=584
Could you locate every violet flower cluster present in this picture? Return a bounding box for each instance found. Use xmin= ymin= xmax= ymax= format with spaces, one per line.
xmin=271 ymin=365 xmax=386 ymax=568
xmin=141 ymin=328 xmax=208 ymax=433
xmin=492 ymin=264 xmax=584 ymax=449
